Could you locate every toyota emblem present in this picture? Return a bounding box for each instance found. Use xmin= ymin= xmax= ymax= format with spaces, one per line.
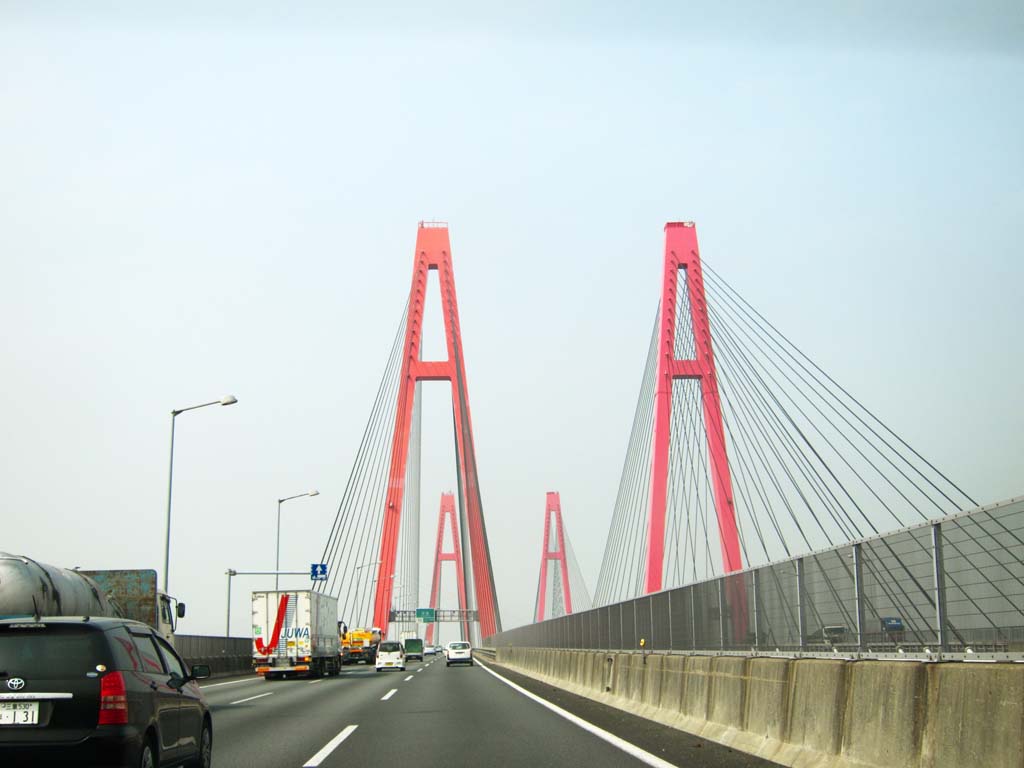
xmin=7 ymin=678 xmax=25 ymax=691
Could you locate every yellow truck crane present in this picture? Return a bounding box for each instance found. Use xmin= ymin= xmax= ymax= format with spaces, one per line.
xmin=339 ymin=625 xmax=381 ymax=665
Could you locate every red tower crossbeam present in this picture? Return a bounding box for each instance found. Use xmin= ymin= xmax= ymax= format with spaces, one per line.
xmin=535 ymin=491 xmax=573 ymax=622
xmin=372 ymin=223 xmax=501 ymax=638
xmin=646 ymin=222 xmax=741 ymax=593
xmin=425 ymin=492 xmax=469 ymax=644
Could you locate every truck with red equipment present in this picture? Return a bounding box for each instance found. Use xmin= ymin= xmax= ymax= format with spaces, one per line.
xmin=252 ymin=590 xmax=341 ymax=679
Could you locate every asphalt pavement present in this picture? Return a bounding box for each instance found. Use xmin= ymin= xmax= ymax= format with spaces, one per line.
xmin=202 ymin=656 xmax=782 ymax=768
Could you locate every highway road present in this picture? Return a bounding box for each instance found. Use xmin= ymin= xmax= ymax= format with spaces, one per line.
xmin=201 ymin=655 xmax=781 ymax=768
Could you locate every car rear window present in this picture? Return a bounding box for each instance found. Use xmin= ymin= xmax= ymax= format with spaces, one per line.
xmin=379 ymin=642 xmax=401 ymax=652
xmin=0 ymin=623 xmax=110 ymax=676
xmin=450 ymin=642 xmax=470 ymax=650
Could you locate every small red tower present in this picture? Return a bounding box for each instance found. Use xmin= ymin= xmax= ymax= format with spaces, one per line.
xmin=425 ymin=493 xmax=469 ymax=644
xmin=535 ymin=492 xmax=574 ymax=622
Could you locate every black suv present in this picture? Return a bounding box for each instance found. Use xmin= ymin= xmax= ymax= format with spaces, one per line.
xmin=0 ymin=616 xmax=212 ymax=767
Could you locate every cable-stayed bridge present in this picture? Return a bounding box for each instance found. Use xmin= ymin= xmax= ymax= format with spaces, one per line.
xmin=313 ymin=220 xmax=1020 ymax=661
xmin=177 ymin=220 xmax=1020 ymax=768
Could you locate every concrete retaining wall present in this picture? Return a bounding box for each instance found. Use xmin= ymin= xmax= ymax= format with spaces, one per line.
xmin=492 ymin=648 xmax=1024 ymax=768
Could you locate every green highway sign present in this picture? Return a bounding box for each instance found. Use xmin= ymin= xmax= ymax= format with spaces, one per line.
xmin=415 ymin=608 xmax=436 ymax=622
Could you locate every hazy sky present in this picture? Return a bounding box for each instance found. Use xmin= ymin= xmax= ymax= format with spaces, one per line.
xmin=2 ymin=2 xmax=1022 ymax=637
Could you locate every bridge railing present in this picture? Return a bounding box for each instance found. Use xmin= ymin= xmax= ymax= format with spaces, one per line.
xmin=488 ymin=497 xmax=1024 ymax=660
xmin=176 ymin=635 xmax=252 ymax=676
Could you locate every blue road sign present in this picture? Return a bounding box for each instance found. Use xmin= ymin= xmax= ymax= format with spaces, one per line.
xmin=310 ymin=563 xmax=328 ymax=581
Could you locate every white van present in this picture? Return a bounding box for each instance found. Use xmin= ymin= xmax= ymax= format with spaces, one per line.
xmin=375 ymin=640 xmax=406 ymax=672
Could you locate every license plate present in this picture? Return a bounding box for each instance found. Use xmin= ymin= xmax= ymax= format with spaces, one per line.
xmin=385 ymin=662 xmax=393 ymax=666
xmin=0 ymin=702 xmax=39 ymax=725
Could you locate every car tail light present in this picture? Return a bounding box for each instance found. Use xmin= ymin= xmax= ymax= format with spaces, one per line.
xmin=98 ymin=672 xmax=129 ymax=725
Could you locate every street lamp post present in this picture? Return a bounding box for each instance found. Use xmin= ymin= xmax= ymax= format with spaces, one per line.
xmin=225 ymin=569 xmax=237 ymax=638
xmin=276 ymin=490 xmax=319 ymax=590
xmin=164 ymin=395 xmax=237 ymax=594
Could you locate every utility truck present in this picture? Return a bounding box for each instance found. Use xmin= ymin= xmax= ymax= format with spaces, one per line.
xmin=340 ymin=626 xmax=381 ymax=664
xmin=399 ymin=629 xmax=425 ymax=661
xmin=252 ymin=590 xmax=341 ymax=679
xmin=0 ymin=552 xmax=185 ymax=644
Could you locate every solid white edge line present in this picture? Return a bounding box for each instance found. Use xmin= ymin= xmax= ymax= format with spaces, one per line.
xmin=229 ymin=692 xmax=274 ymax=705
xmin=200 ymin=677 xmax=261 ymax=689
xmin=381 ymin=688 xmax=398 ymax=701
xmin=302 ymin=724 xmax=358 ymax=767
xmin=404 ymin=675 xmax=414 ymax=681
xmin=476 ymin=660 xmax=679 ymax=768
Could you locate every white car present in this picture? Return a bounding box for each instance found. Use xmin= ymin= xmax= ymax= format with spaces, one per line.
xmin=375 ymin=641 xmax=406 ymax=672
xmin=446 ymin=640 xmax=473 ymax=666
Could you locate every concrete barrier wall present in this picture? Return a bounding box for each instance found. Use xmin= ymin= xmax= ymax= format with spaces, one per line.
xmin=493 ymin=648 xmax=1024 ymax=768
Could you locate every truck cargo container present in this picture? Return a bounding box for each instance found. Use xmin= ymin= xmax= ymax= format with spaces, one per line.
xmin=252 ymin=590 xmax=341 ymax=679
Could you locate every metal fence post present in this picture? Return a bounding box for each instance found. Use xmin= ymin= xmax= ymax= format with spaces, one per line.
xmin=853 ymin=543 xmax=865 ymax=649
xmin=932 ymin=523 xmax=948 ymax=650
xmin=668 ymin=589 xmax=674 ymax=651
xmin=634 ymin=598 xmax=639 ymax=650
xmin=690 ymin=586 xmax=697 ymax=649
xmin=796 ymin=558 xmax=807 ymax=649
xmin=752 ymin=569 xmax=760 ymax=649
xmin=650 ymin=596 xmax=655 ymax=649
xmin=718 ymin=579 xmax=726 ymax=649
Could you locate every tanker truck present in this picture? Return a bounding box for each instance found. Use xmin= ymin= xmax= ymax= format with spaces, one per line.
xmin=0 ymin=552 xmax=184 ymax=644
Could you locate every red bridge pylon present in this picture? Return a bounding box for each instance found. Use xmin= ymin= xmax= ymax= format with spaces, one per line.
xmin=535 ymin=491 xmax=573 ymax=622
xmin=425 ymin=492 xmax=468 ymax=645
xmin=647 ymin=222 xmax=741 ymax=593
xmin=372 ymin=222 xmax=501 ymax=640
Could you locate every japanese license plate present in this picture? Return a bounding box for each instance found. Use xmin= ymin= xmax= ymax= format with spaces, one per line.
xmin=0 ymin=702 xmax=39 ymax=725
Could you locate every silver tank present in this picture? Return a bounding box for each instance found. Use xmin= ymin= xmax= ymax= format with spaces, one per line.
xmin=0 ymin=552 xmax=120 ymax=618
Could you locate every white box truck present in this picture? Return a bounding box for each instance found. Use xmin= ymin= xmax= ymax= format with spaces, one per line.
xmin=252 ymin=590 xmax=341 ymax=679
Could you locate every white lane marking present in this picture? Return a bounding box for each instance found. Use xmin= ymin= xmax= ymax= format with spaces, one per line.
xmin=381 ymin=688 xmax=398 ymax=701
xmin=404 ymin=675 xmax=414 ymax=681
xmin=302 ymin=724 xmax=358 ymax=767
xmin=308 ymin=679 xmax=323 ymax=685
xmin=230 ymin=692 xmax=274 ymax=705
xmin=417 ymin=667 xmax=424 ymax=673
xmin=200 ymin=677 xmax=261 ymax=689
xmin=476 ymin=660 xmax=679 ymax=768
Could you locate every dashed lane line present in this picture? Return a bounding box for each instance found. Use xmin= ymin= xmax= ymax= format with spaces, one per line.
xmin=200 ymin=677 xmax=261 ymax=689
xmin=229 ymin=692 xmax=274 ymax=705
xmin=381 ymin=688 xmax=398 ymax=701
xmin=308 ymin=679 xmax=323 ymax=685
xmin=302 ymin=724 xmax=358 ymax=767
xmin=476 ymin=660 xmax=679 ymax=768
xmin=404 ymin=675 xmax=414 ymax=681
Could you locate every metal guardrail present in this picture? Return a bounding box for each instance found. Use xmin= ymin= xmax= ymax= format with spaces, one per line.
xmin=487 ymin=497 xmax=1024 ymax=661
xmin=175 ymin=635 xmax=252 ymax=676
